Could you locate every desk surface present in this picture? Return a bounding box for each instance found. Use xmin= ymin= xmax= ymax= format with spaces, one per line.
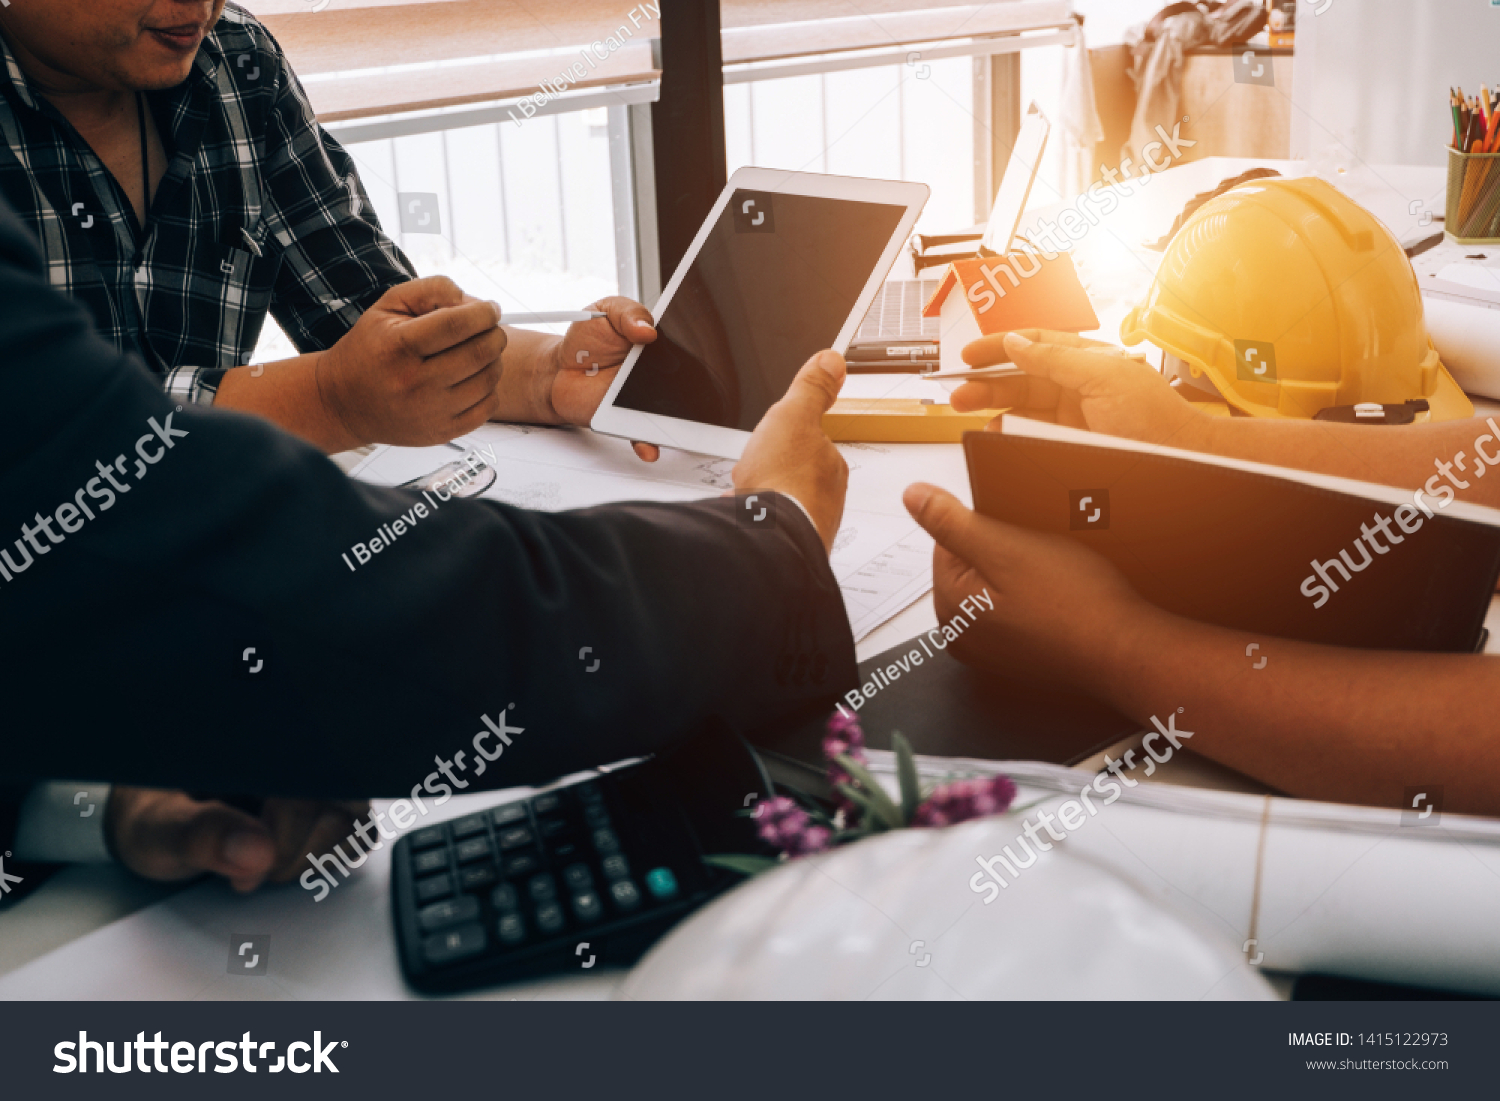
xmin=2 ymin=157 xmax=1485 ymax=1000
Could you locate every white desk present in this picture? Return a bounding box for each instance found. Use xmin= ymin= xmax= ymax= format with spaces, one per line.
xmin=1 ymin=156 xmax=1487 ymax=1000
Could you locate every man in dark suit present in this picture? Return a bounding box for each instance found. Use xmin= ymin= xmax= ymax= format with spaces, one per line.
xmin=0 ymin=193 xmax=856 ymax=904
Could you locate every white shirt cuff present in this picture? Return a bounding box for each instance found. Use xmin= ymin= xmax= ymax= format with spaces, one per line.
xmin=779 ymin=493 xmax=819 ymax=537
xmin=12 ymin=782 xmax=114 ymax=863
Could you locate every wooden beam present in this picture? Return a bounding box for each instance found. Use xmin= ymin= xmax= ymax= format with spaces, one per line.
xmin=651 ymin=0 xmax=727 ymax=279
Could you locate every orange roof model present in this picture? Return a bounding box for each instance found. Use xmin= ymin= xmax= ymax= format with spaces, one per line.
xmin=923 ymin=254 xmax=1099 ymax=332
xmin=923 ymin=253 xmax=1099 ymax=375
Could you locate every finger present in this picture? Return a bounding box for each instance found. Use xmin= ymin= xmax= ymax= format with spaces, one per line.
xmin=265 ymin=801 xmax=368 ymax=884
xmin=400 ymin=298 xmax=502 ymax=359
xmin=259 ymin=798 xmax=325 ymax=866
xmin=443 ymin=350 xmax=504 ymax=409
xmin=961 ymin=328 xmax=1119 ymax=367
xmin=960 ymin=333 xmax=1017 ymax=368
xmin=999 ymin=330 xmax=1135 ymax=395
xmin=631 ymin=441 xmax=660 ymax=462
xmin=903 ymin=482 xmax=1020 ymax=568
xmin=449 ymin=386 xmax=505 ymax=437
xmin=774 ymin=349 xmax=845 ymax=420
xmin=166 ymin=798 xmax=278 ymax=888
xmin=381 ymin=275 xmax=467 ymax=318
xmin=592 ymin=296 xmax=657 ymax=343
xmin=948 ymin=374 xmax=1061 ymax=413
xmin=269 ymin=808 xmax=359 ymax=884
xmin=422 ymin=326 xmax=506 ymax=387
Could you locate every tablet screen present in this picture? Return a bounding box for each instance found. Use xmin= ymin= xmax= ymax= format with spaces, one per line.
xmin=613 ymin=189 xmax=908 ymax=431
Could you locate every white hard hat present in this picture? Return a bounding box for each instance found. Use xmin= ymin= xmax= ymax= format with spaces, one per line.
xmin=620 ymin=818 xmax=1276 ymax=1000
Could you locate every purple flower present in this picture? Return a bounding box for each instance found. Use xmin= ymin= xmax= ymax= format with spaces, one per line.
xmin=912 ymin=776 xmax=1018 ymax=829
xmin=823 ymin=709 xmax=868 ymax=813
xmin=752 ymin=796 xmax=831 ymax=858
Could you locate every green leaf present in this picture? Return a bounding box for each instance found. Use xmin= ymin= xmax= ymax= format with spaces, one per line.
xmin=702 ymin=854 xmax=779 ymax=877
xmin=892 ymin=731 xmax=922 ymax=825
xmin=835 ymin=783 xmax=891 ymax=833
xmin=836 ymin=753 xmax=903 ymax=830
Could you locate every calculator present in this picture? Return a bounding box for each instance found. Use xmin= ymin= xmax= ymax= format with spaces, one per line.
xmin=391 ymin=731 xmax=773 ymax=992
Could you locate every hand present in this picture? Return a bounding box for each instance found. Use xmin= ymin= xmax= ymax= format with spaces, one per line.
xmin=501 ymin=297 xmax=661 ymax=461
xmin=733 ymin=350 xmax=849 ymax=552
xmin=316 ymin=276 xmax=506 ymax=447
xmin=902 ymin=483 xmax=1160 ymax=693
xmin=107 ymin=788 xmax=369 ymax=893
xmin=950 ymin=329 xmax=1211 ymax=450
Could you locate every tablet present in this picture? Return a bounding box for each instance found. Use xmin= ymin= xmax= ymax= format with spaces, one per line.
xmin=591 ymin=167 xmax=929 ymax=459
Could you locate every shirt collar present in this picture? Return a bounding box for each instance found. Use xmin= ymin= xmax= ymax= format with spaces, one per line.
xmin=0 ymin=31 xmax=44 ymax=113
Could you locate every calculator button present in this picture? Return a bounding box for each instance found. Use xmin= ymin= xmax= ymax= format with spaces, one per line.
xmin=491 ymin=883 xmax=520 ymax=911
xmin=539 ymin=817 xmax=572 ymax=840
xmin=455 ymin=837 xmax=492 ymax=863
xmin=412 ymin=848 xmax=449 ymax=875
xmin=419 ymin=894 xmax=480 ymax=932
xmin=601 ymin=855 xmax=630 ymax=881
xmin=591 ymin=828 xmax=620 ymax=854
xmin=571 ymin=891 xmax=603 ymax=923
xmin=533 ymin=793 xmax=563 ymax=816
xmin=498 ymin=826 xmax=535 ymax=850
xmin=492 ymin=803 xmax=528 ymax=827
xmin=503 ymin=853 xmax=540 ymax=879
xmin=459 ymin=864 xmax=496 ymax=892
xmin=562 ymin=862 xmax=593 ymax=892
xmin=534 ymin=901 xmax=566 ymax=935
xmin=450 ymin=813 xmax=489 ymax=838
xmin=549 ymin=839 xmax=581 ymax=861
xmin=497 ymin=912 xmax=527 ymax=946
xmin=609 ymin=879 xmax=642 ymax=912
xmin=410 ymin=827 xmax=446 ymax=851
xmin=573 ymin=782 xmax=603 ymax=804
xmin=423 ymin=923 xmax=485 ymax=966
xmin=583 ymin=803 xmax=611 ymax=828
xmin=645 ymin=867 xmax=679 ymax=900
xmin=416 ymin=873 xmax=454 ymax=903
xmin=528 ymin=874 xmax=557 ymax=903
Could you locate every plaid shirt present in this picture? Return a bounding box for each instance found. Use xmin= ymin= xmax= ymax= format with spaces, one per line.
xmin=0 ymin=4 xmax=415 ymax=404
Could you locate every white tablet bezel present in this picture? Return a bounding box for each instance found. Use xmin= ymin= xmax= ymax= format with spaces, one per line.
xmin=590 ymin=166 xmax=929 ymax=460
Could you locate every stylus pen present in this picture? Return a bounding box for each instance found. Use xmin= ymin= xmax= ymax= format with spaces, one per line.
xmin=501 ymin=310 xmax=606 ymax=325
xmin=923 ymin=365 xmax=1025 ymax=381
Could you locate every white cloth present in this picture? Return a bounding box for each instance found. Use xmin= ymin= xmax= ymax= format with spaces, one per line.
xmin=1057 ymin=22 xmax=1105 ymax=199
xmin=13 ymin=781 xmax=113 ymax=863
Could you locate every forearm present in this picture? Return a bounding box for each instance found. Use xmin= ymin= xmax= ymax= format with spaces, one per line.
xmin=494 ymin=327 xmax=564 ymax=424
xmin=213 ymin=353 xmax=365 ymax=454
xmin=1182 ymin=409 xmax=1500 ymax=510
xmin=1100 ymin=607 xmax=1500 ymax=815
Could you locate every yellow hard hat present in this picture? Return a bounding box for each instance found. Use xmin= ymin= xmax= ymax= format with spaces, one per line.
xmin=1121 ymin=176 xmax=1473 ymax=423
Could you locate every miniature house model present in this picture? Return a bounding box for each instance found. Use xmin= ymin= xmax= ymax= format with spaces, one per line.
xmin=922 ymin=253 xmax=1100 ymax=376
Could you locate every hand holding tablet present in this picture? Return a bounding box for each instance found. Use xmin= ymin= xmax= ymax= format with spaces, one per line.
xmin=592 ymin=167 xmax=929 ymax=460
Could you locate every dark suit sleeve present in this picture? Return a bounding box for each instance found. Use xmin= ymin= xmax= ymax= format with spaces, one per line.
xmin=0 ymin=202 xmax=856 ymax=799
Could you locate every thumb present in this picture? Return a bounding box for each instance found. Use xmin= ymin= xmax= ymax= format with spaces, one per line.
xmin=379 ymin=275 xmax=473 ymax=319
xmin=775 ymin=350 xmax=846 ymax=419
xmin=903 ymin=482 xmax=1012 ymax=567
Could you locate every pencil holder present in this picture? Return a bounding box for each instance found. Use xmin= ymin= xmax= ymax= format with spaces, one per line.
xmin=1445 ymin=145 xmax=1500 ymax=244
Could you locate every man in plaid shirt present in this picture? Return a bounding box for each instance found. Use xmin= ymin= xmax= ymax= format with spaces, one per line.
xmin=0 ymin=0 xmax=660 ymax=890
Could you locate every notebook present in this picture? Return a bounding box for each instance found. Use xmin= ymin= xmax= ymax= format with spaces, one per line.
xmin=965 ymin=418 xmax=1500 ymax=652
